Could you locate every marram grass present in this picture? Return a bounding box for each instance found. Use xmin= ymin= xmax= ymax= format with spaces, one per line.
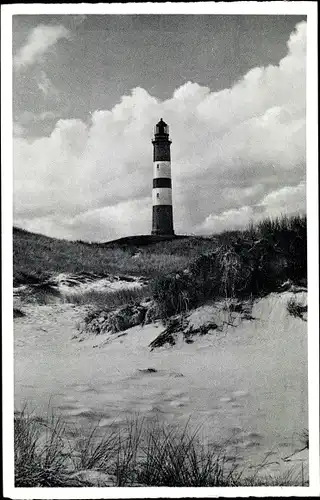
xmin=14 ymin=407 xmax=308 ymax=487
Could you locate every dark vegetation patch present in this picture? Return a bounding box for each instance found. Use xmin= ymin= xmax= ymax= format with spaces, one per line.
xmin=13 ymin=308 xmax=25 ymax=318
xmin=138 ymin=368 xmax=157 ymax=374
xmin=287 ymin=297 xmax=308 ymax=321
xmin=77 ymin=302 xmax=154 ymax=339
xmin=14 ymin=281 xmax=62 ymax=305
xmin=149 ymin=317 xmax=188 ymax=349
xmin=149 ymin=316 xmax=220 ymax=350
xmin=151 ymin=215 xmax=307 ymax=320
xmin=13 ymin=270 xmax=57 ymax=289
xmin=222 ymin=300 xmax=256 ymax=321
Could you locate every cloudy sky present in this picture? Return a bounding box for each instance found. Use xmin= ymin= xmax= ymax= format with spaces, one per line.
xmin=13 ymin=14 xmax=306 ymax=242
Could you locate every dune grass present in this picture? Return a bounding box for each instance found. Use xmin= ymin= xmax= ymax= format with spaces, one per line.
xmin=13 ymin=215 xmax=306 ymax=295
xmin=13 ymin=227 xmax=191 ymax=286
xmin=14 ymin=408 xmax=87 ymax=486
xmin=14 ymin=407 xmax=308 ymax=487
xmin=14 ymin=214 xmax=307 ymax=329
xmin=63 ymin=285 xmax=152 ymax=309
xmin=151 ymin=215 xmax=307 ymax=319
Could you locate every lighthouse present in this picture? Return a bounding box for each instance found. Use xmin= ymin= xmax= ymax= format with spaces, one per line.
xmin=152 ymin=119 xmax=175 ymax=236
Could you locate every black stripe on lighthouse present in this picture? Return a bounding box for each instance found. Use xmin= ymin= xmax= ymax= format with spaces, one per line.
xmin=153 ymin=142 xmax=171 ymax=162
xmin=152 ymin=206 xmax=174 ymax=236
xmin=153 ymin=178 xmax=172 ymax=188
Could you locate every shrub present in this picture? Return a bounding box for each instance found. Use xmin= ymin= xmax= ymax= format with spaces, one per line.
xmin=255 ymin=215 xmax=307 ymax=286
xmin=151 ymin=273 xmax=200 ymax=319
xmin=151 ymin=215 xmax=307 ymax=319
xmin=79 ymin=302 xmax=151 ymax=337
xmin=287 ymin=297 xmax=307 ymax=320
xmin=13 ymin=270 xmax=53 ymax=288
xmin=149 ymin=316 xmax=220 ymax=350
xmin=151 ymin=246 xmax=249 ymax=320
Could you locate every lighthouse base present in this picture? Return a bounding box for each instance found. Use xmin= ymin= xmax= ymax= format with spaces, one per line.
xmin=152 ymin=205 xmax=175 ymax=236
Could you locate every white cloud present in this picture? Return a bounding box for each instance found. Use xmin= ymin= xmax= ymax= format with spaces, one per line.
xmin=13 ymin=24 xmax=70 ymax=70
xmin=199 ymin=181 xmax=306 ymax=234
xmin=13 ymin=21 xmax=306 ymax=241
xmin=201 ymin=206 xmax=257 ymax=235
xmin=14 ymin=198 xmax=151 ymax=242
xmin=260 ymin=181 xmax=306 ymax=216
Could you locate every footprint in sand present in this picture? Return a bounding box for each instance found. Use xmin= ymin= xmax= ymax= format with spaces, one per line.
xmin=167 ymin=390 xmax=186 ymax=398
xmin=57 ymin=403 xmax=82 ymax=411
xmin=246 ymin=431 xmax=263 ymax=439
xmin=169 ymin=400 xmax=186 ymax=408
xmin=232 ymin=390 xmax=249 ymax=398
xmin=62 ymin=395 xmax=78 ymax=402
xmin=242 ymin=440 xmax=261 ymax=449
xmin=220 ymin=390 xmax=249 ymax=404
xmin=66 ymin=407 xmax=95 ymax=417
xmin=137 ymin=404 xmax=154 ymax=413
xmin=98 ymin=416 xmax=123 ymax=427
xmin=73 ymin=384 xmax=98 ymax=393
xmin=220 ymin=396 xmax=234 ymax=403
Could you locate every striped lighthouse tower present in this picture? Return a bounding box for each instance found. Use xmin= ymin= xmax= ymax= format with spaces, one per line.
xmin=152 ymin=119 xmax=175 ymax=236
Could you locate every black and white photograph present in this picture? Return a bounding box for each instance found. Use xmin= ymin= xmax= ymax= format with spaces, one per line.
xmin=2 ymin=2 xmax=319 ymax=497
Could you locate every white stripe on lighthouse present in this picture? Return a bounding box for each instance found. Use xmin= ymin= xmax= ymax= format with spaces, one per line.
xmin=152 ymin=187 xmax=172 ymax=206
xmin=153 ymin=161 xmax=171 ymax=179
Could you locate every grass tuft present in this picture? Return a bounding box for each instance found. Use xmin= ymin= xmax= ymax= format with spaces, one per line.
xmin=64 ymin=285 xmax=151 ymax=309
xmin=151 ymin=215 xmax=307 ymax=320
xmin=14 ymin=408 xmax=308 ymax=487
xmin=14 ymin=407 xmax=88 ymax=486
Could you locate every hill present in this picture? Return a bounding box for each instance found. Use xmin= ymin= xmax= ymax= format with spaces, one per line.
xmin=100 ymin=234 xmax=189 ymax=247
xmin=13 ymin=215 xmax=307 ymax=302
xmin=13 ymin=227 xmax=216 ymax=286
